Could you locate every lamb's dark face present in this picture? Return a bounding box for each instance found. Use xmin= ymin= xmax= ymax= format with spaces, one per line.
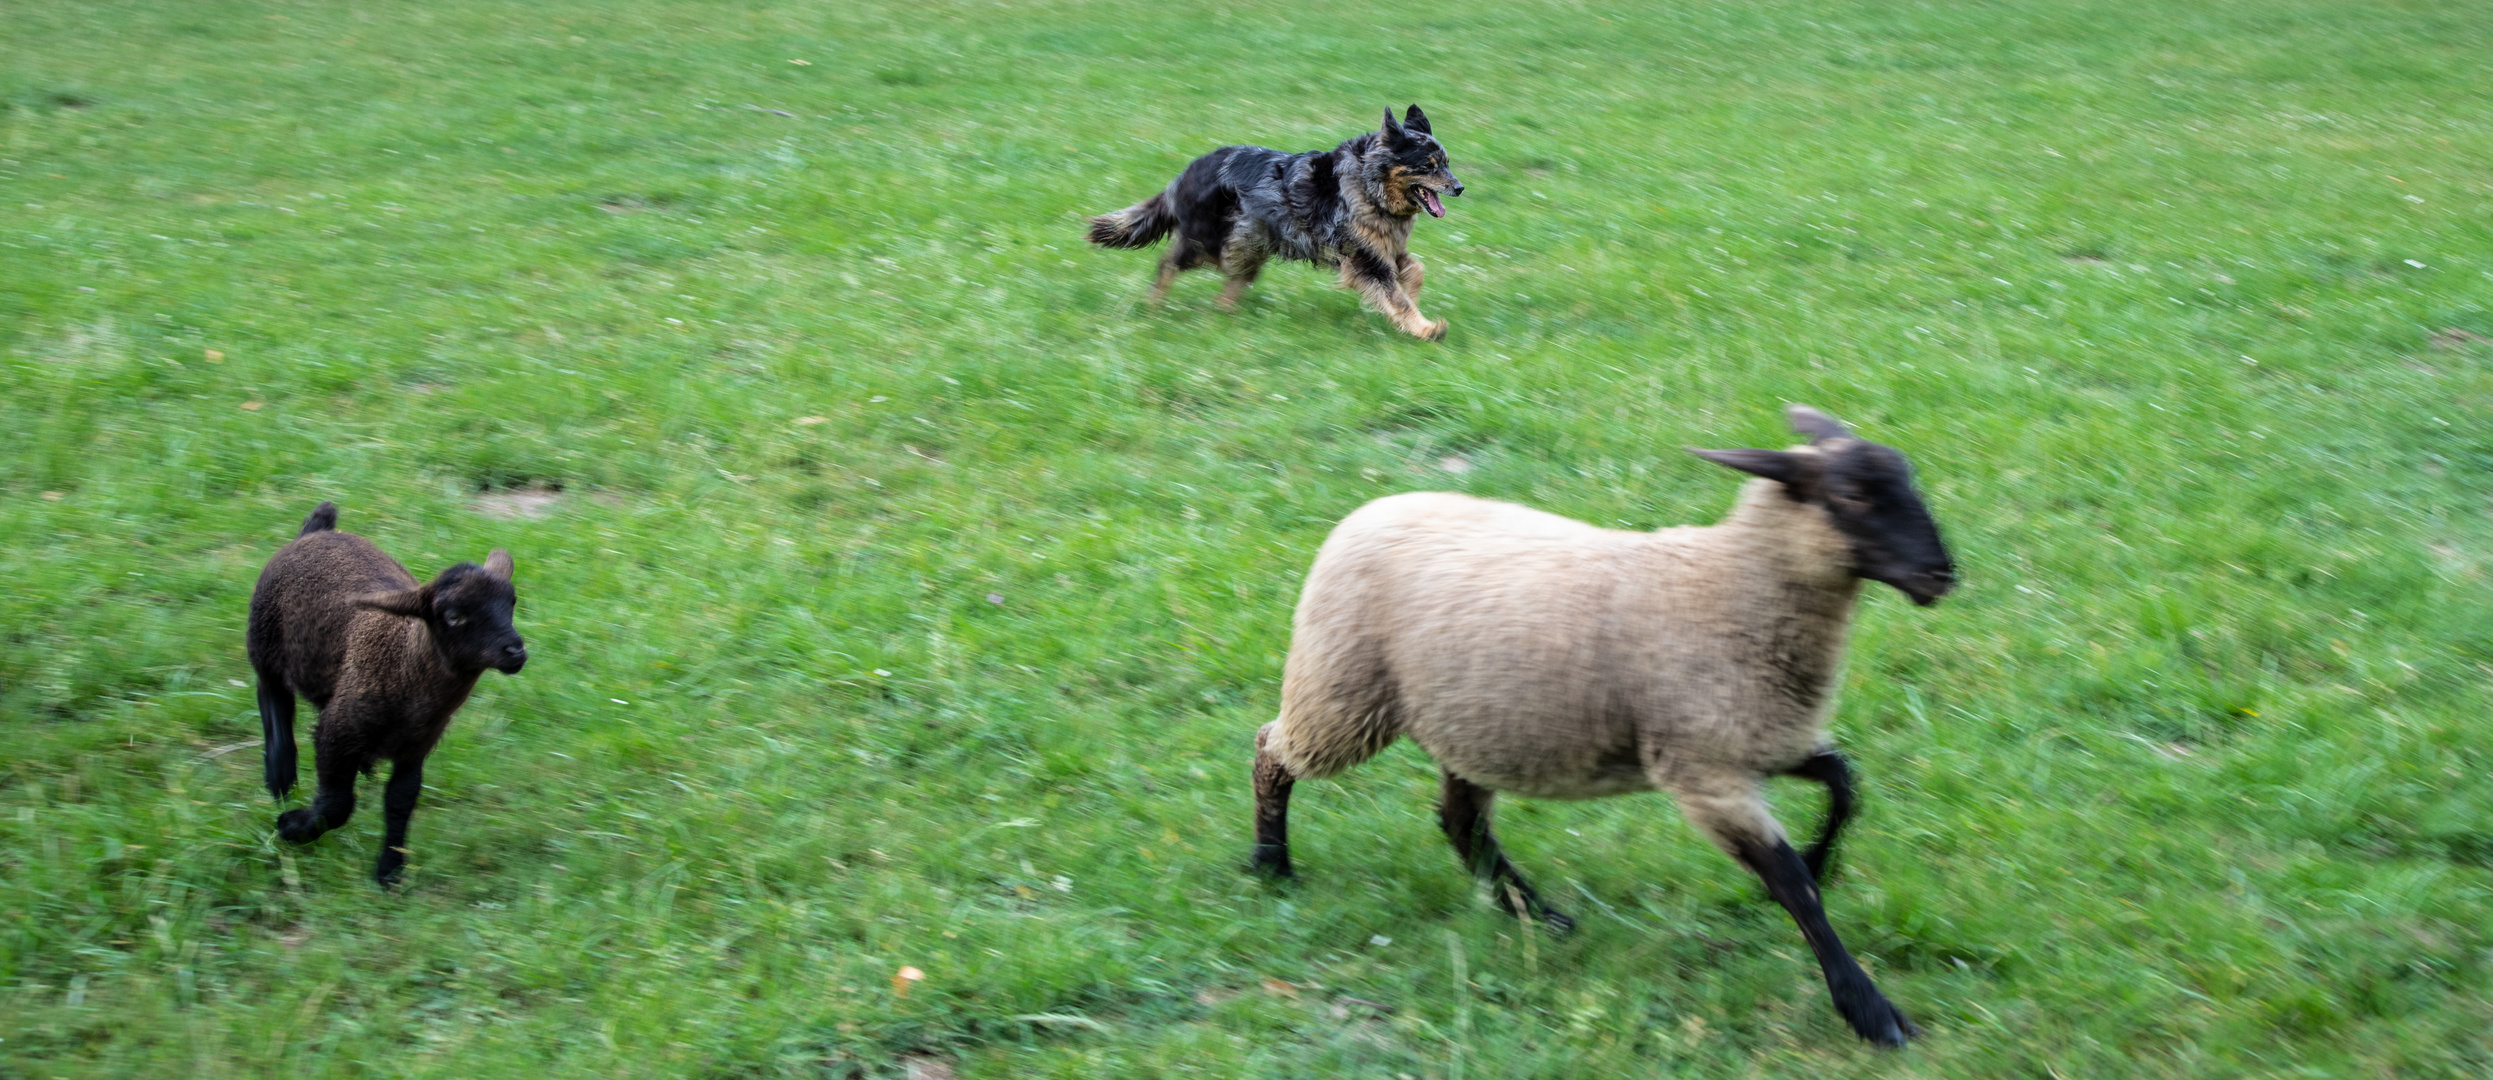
xmin=1380 ymin=105 xmax=1463 ymax=218
xmin=1815 ymin=440 xmax=1957 ymax=606
xmin=428 ymin=559 xmax=527 ymax=673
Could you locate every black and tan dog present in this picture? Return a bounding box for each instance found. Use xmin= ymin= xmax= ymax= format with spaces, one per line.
xmin=1086 ymin=105 xmax=1464 ymax=341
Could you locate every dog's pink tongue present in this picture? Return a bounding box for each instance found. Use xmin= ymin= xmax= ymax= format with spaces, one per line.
xmin=1419 ymin=188 xmax=1444 ymax=217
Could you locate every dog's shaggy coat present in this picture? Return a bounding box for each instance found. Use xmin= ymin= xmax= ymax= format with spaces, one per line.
xmin=1249 ymin=406 xmax=1957 ymax=1047
xmin=1086 ymin=105 xmax=1463 ymax=340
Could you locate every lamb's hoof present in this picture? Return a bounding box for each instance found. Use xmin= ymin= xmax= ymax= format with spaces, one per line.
xmin=1248 ymin=845 xmax=1294 ymax=880
xmin=263 ymin=757 xmax=296 ymax=803
xmin=374 ymin=847 xmax=409 ymax=889
xmin=275 ymin=808 xmax=323 ymax=844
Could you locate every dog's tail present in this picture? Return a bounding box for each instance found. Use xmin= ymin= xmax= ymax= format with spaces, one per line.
xmin=1085 ymin=192 xmax=1178 ymax=249
xmin=299 ymin=501 xmax=338 ymax=536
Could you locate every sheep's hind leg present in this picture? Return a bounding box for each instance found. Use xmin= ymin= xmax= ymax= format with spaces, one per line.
xmin=1780 ymin=749 xmax=1856 ymax=884
xmin=1439 ymin=772 xmax=1574 ymax=933
xmin=255 ymin=664 xmax=298 ymax=802
xmin=1249 ymin=722 xmax=1297 ymax=878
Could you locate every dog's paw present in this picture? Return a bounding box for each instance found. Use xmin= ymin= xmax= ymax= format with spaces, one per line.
xmin=1416 ymin=319 xmax=1448 ymax=342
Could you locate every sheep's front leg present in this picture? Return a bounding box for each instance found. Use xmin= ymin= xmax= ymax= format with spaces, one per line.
xmin=1249 ymin=722 xmax=1297 ymax=878
xmin=1780 ymin=749 xmax=1856 ymax=884
xmin=375 ymin=755 xmax=425 ymax=887
xmin=1439 ymin=772 xmax=1574 ymax=933
xmin=1680 ymin=790 xmax=1914 ymax=1047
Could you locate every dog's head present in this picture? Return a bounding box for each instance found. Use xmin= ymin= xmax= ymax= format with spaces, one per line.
xmin=1379 ymin=105 xmax=1463 ymax=218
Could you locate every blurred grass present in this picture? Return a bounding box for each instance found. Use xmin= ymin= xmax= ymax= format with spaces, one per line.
xmin=4 ymin=0 xmax=2493 ymax=1075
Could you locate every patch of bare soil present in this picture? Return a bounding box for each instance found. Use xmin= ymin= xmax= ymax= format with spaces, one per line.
xmin=472 ymin=488 xmax=563 ymax=520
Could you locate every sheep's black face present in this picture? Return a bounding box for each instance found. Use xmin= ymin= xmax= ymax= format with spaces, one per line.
xmin=1816 ymin=441 xmax=1957 ymax=606
xmin=1690 ymin=405 xmax=1958 ymax=606
xmin=428 ymin=559 xmax=527 ymax=674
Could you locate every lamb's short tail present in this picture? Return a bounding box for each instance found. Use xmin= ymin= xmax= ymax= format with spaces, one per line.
xmin=1085 ymin=192 xmax=1178 ymax=249
xmin=299 ymin=502 xmax=338 ymax=536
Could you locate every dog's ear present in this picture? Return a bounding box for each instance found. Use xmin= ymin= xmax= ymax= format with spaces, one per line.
xmin=1404 ymin=104 xmax=1431 ymax=136
xmin=1381 ymin=108 xmax=1407 ymax=144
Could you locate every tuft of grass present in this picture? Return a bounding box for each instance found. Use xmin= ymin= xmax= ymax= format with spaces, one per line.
xmin=5 ymin=0 xmax=2493 ymax=1075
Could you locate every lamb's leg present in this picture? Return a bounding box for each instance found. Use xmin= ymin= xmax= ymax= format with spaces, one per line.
xmin=1438 ymin=771 xmax=1574 ymax=933
xmin=375 ymin=754 xmax=425 ymax=887
xmin=1679 ymin=789 xmax=1914 ymax=1047
xmin=1780 ymin=749 xmax=1856 ymax=884
xmin=255 ymin=664 xmax=298 ymax=802
xmin=1249 ymin=722 xmax=1296 ymax=878
xmin=277 ymin=751 xmax=360 ymax=844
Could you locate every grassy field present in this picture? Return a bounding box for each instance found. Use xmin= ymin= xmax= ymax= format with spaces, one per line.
xmin=6 ymin=0 xmax=2493 ymax=1075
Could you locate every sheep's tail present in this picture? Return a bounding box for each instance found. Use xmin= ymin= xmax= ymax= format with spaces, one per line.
xmin=1084 ymin=192 xmax=1177 ymax=249
xmin=299 ymin=502 xmax=338 ymax=536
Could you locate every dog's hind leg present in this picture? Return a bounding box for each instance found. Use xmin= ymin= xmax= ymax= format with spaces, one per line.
xmin=1148 ymin=250 xmax=1184 ymax=307
xmin=1217 ymin=230 xmax=1270 ymax=312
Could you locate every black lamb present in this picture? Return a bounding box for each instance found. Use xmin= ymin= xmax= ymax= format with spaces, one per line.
xmin=248 ymin=502 xmax=527 ymax=886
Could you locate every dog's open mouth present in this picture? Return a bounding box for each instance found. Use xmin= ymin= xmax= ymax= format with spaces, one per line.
xmin=1415 ymin=186 xmax=1445 ymax=218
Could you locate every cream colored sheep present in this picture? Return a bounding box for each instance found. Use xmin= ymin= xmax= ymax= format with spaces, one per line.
xmin=1248 ymin=405 xmax=1955 ymax=1047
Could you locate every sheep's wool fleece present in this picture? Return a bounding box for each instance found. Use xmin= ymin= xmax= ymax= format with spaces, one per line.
xmin=1266 ymin=479 xmax=1860 ymax=803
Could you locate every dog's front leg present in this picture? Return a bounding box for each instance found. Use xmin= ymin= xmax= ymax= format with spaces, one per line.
xmin=1396 ymin=253 xmax=1426 ymax=298
xmin=1343 ymin=252 xmax=1445 ymax=342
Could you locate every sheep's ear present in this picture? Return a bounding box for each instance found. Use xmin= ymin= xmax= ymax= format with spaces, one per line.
xmin=1690 ymin=447 xmax=1802 ymax=485
xmin=482 ymin=549 xmax=514 ymax=581
xmin=1403 ymin=104 xmax=1432 ymax=135
xmin=357 ymin=586 xmax=433 ymax=620
xmin=1785 ymin=405 xmax=1852 ymax=444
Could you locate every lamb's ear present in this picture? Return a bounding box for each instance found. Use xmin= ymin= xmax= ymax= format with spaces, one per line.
xmin=482 ymin=549 xmax=514 ymax=581
xmin=357 ymin=586 xmax=433 ymax=620
xmin=1381 ymin=108 xmax=1407 ymax=142
xmin=1785 ymin=404 xmax=1851 ymax=444
xmin=1403 ymin=104 xmax=1432 ymax=135
xmin=1690 ymin=447 xmax=1802 ymax=485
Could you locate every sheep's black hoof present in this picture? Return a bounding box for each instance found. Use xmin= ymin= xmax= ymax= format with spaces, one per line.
xmin=275 ymin=808 xmax=325 ymax=844
xmin=1838 ymin=993 xmax=1917 ymax=1048
xmin=1248 ymin=845 xmax=1294 ymax=880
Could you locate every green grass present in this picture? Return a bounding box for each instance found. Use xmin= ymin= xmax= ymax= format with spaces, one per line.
xmin=6 ymin=0 xmax=2493 ymax=1074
